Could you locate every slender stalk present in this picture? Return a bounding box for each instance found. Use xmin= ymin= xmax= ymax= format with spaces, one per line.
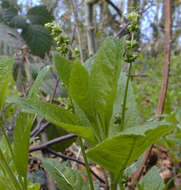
xmin=111 ymin=182 xmax=116 ymax=190
xmin=119 ymin=182 xmax=124 ymax=190
xmin=121 ymin=62 xmax=132 ymax=130
xmin=111 ymin=171 xmax=124 ymax=190
xmin=78 ymin=137 xmax=94 ymax=190
xmin=50 ymin=78 xmax=60 ymax=104
xmin=110 ymin=173 xmax=117 ymax=190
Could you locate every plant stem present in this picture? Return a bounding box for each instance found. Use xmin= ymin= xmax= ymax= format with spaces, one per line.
xmin=78 ymin=137 xmax=95 ymax=190
xmin=119 ymin=180 xmax=124 ymax=190
xmin=121 ymin=62 xmax=132 ymax=130
xmin=111 ymin=171 xmax=124 ymax=190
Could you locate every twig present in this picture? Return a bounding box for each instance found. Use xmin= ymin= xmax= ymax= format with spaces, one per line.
xmin=46 ymin=148 xmax=106 ymax=184
xmin=29 ymin=134 xmax=77 ymax=152
xmin=50 ymin=79 xmax=60 ymax=104
xmin=127 ymin=145 xmax=153 ymax=189
xmin=128 ymin=0 xmax=172 ymax=189
xmin=139 ymin=2 xmax=154 ymax=15
xmin=30 ymin=121 xmax=51 ymax=137
xmin=50 ymin=69 xmax=58 ymax=80
xmin=30 ymin=118 xmax=44 ymax=137
xmin=115 ymin=2 xmax=153 ymax=39
xmin=104 ymin=0 xmax=123 ymax=18
xmin=70 ymin=0 xmax=84 ymax=63
xmin=115 ymin=21 xmax=130 ymax=39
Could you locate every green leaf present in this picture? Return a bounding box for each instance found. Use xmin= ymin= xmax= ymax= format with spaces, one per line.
xmin=110 ymin=72 xmax=141 ymax=136
xmin=69 ymin=62 xmax=96 ymax=130
xmin=54 ymin=52 xmax=74 ymax=88
xmin=90 ymin=37 xmax=125 ymax=137
xmin=0 ymin=178 xmax=10 ymax=190
xmin=0 ymin=148 xmax=23 ymax=190
xmin=8 ymin=97 xmax=96 ymax=143
xmin=2 ymin=7 xmax=18 ymax=22
xmin=27 ymin=5 xmax=54 ymax=25
xmin=0 ymin=176 xmax=15 ymax=190
xmin=87 ymin=122 xmax=174 ymax=174
xmin=72 ymin=100 xmax=92 ymax=128
xmin=0 ymin=136 xmax=12 ymax=167
xmin=13 ymin=112 xmax=34 ymax=189
xmin=176 ymin=108 xmax=181 ymax=123
xmin=38 ymin=157 xmax=89 ymax=190
xmin=9 ymin=15 xmax=27 ymax=29
xmin=0 ymin=56 xmax=13 ymax=111
xmin=140 ymin=166 xmax=165 ymax=190
xmin=54 ymin=38 xmax=126 ymax=140
xmin=28 ymin=65 xmax=52 ymax=99
xmin=21 ymin=24 xmax=52 ymax=57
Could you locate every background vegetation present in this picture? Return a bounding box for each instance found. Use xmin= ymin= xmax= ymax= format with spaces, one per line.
xmin=0 ymin=0 xmax=181 ymax=189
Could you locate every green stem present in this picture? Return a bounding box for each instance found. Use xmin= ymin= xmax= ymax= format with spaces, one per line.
xmin=111 ymin=183 xmax=117 ymax=190
xmin=119 ymin=181 xmax=124 ymax=190
xmin=121 ymin=62 xmax=133 ymax=130
xmin=78 ymin=137 xmax=94 ymax=190
xmin=111 ymin=171 xmax=124 ymax=190
xmin=110 ymin=173 xmax=116 ymax=190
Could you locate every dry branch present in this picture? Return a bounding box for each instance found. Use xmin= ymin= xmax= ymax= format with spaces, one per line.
xmin=29 ymin=134 xmax=77 ymax=152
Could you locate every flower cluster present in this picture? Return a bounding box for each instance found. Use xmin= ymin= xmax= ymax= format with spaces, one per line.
xmin=45 ymin=23 xmax=79 ymax=59
xmin=125 ymin=12 xmax=141 ymax=63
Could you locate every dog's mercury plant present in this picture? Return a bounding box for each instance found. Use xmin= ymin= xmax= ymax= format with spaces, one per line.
xmin=8 ymin=12 xmax=174 ymax=190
